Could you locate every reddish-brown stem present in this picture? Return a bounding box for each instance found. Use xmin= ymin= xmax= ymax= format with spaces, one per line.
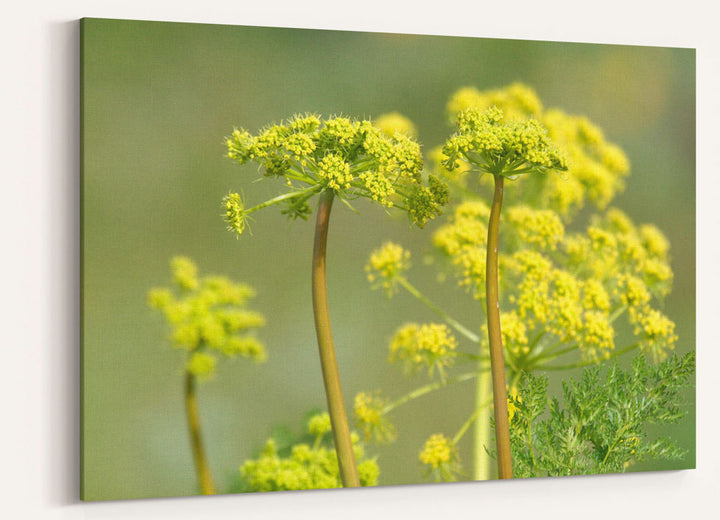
xmin=486 ymin=174 xmax=513 ymax=478
xmin=312 ymin=190 xmax=360 ymax=487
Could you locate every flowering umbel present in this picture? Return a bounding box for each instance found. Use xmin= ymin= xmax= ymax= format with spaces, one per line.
xmin=148 ymin=256 xmax=267 ymax=379
xmin=223 ymin=113 xmax=448 ymax=231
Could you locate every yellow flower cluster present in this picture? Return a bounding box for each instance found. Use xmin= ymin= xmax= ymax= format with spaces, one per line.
xmin=374 ymin=111 xmax=418 ymax=138
xmin=481 ymin=311 xmax=530 ymax=357
xmin=389 ymin=323 xmax=458 ymax=377
xmin=443 ymin=84 xmax=630 ymax=219
xmin=147 ymin=257 xmax=267 ymax=379
xmin=365 ymin=241 xmax=411 ymax=296
xmin=442 ymin=106 xmax=567 ymax=178
xmin=433 ymin=200 xmax=491 ymax=299
xmin=317 ymin=153 xmax=353 ymax=190
xmin=482 ymin=206 xmax=676 ymax=363
xmin=240 ymin=428 xmax=379 ymax=491
xmin=307 ymin=412 xmax=332 ymax=438
xmin=225 ymin=113 xmax=448 ymax=229
xmin=446 ymin=82 xmax=543 ymax=123
xmin=419 ymin=433 xmax=460 ymax=482
xmin=506 ymin=205 xmax=565 ymax=251
xmin=353 ymin=392 xmax=396 ymax=444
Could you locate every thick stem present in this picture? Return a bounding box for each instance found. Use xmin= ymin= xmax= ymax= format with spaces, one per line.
xmin=185 ymin=371 xmax=216 ymax=495
xmin=486 ymin=174 xmax=513 ymax=479
xmin=311 ymin=190 xmax=360 ymax=487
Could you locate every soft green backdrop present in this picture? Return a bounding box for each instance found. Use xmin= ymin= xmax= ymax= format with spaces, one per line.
xmin=81 ymin=18 xmax=695 ymax=500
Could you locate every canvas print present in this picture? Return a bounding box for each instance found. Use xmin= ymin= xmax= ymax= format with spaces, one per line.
xmin=80 ymin=18 xmax=696 ymax=500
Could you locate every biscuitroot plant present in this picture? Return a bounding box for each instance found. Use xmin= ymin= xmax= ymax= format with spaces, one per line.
xmin=441 ymin=105 xmax=568 ymax=478
xmin=148 ymin=257 xmax=267 ymax=494
xmin=362 ymin=84 xmax=680 ymax=482
xmin=223 ymin=114 xmax=448 ymax=487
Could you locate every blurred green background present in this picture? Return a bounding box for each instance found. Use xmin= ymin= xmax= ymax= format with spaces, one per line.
xmin=80 ymin=18 xmax=695 ymax=500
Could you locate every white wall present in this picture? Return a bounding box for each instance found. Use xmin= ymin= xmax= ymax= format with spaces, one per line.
xmin=2 ymin=1 xmax=718 ymax=518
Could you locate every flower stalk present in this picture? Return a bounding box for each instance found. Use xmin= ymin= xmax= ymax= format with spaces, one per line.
xmin=486 ymin=174 xmax=513 ymax=478
xmin=185 ymin=371 xmax=216 ymax=494
xmin=311 ymin=190 xmax=360 ymax=487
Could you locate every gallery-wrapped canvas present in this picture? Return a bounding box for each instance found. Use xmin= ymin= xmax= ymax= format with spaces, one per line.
xmin=80 ymin=17 xmax=696 ymax=500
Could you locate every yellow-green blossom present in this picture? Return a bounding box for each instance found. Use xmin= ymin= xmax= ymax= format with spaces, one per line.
xmin=148 ymin=257 xmax=266 ymax=380
xmin=365 ymin=242 xmax=411 ymax=296
xmin=446 ymin=83 xmax=543 ymax=123
xmin=186 ymin=351 xmax=217 ymax=380
xmin=419 ymin=433 xmax=460 ymax=482
xmin=374 ymin=112 xmax=418 ymax=138
xmin=389 ymin=323 xmax=458 ymax=377
xmin=353 ymin=392 xmax=396 ymax=444
xmin=632 ymin=308 xmax=678 ymax=361
xmin=433 ymin=200 xmax=491 ymax=299
xmin=442 ymin=106 xmax=567 ymax=178
xmin=442 ymin=84 xmax=630 ymax=219
xmin=171 ymin=256 xmax=199 ymax=291
xmin=307 ymin=412 xmax=332 ymax=438
xmin=225 ymin=113 xmax=447 ymax=230
xmin=240 ymin=427 xmax=379 ymax=491
xmin=579 ymin=311 xmax=615 ymax=362
xmin=506 ymin=205 xmax=565 ymax=250
xmin=499 ymin=311 xmax=529 ymax=357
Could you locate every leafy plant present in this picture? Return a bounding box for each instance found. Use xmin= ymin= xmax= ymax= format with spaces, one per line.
xmin=508 ymin=352 xmax=695 ymax=477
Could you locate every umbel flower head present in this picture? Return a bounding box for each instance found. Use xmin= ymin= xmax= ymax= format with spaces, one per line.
xmin=353 ymin=391 xmax=396 ymax=444
xmin=442 ymin=106 xmax=567 ymax=179
xmin=240 ymin=415 xmax=379 ymax=491
xmin=389 ymin=322 xmax=458 ymax=379
xmin=365 ymin=241 xmax=411 ymax=297
xmin=224 ymin=113 xmax=448 ymax=232
xmin=442 ymin=83 xmax=631 ymax=218
xmin=147 ymin=256 xmax=267 ymax=379
xmin=419 ymin=433 xmax=460 ymax=482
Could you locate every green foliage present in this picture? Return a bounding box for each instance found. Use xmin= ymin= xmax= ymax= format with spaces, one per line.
xmin=148 ymin=256 xmax=267 ymax=379
xmin=508 ymin=352 xmax=695 ymax=477
xmin=239 ymin=413 xmax=380 ymax=492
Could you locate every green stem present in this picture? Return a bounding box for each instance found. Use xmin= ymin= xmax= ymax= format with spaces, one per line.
xmin=454 ymin=392 xmax=493 ymax=445
xmin=184 ymin=371 xmax=216 ymax=495
xmin=486 ymin=174 xmax=513 ymax=479
xmin=542 ymin=342 xmax=641 ymax=371
xmin=311 ymin=190 xmax=360 ymax=488
xmin=397 ymin=277 xmax=480 ymax=344
xmin=473 ymin=366 xmax=493 ymax=479
xmin=246 ymin=185 xmax=321 ymax=214
xmin=382 ymin=372 xmax=477 ymax=414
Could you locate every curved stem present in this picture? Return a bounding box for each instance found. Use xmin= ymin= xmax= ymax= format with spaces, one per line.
xmin=184 ymin=371 xmax=215 ymax=495
xmin=486 ymin=174 xmax=513 ymax=479
xmin=311 ymin=190 xmax=360 ymax=487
